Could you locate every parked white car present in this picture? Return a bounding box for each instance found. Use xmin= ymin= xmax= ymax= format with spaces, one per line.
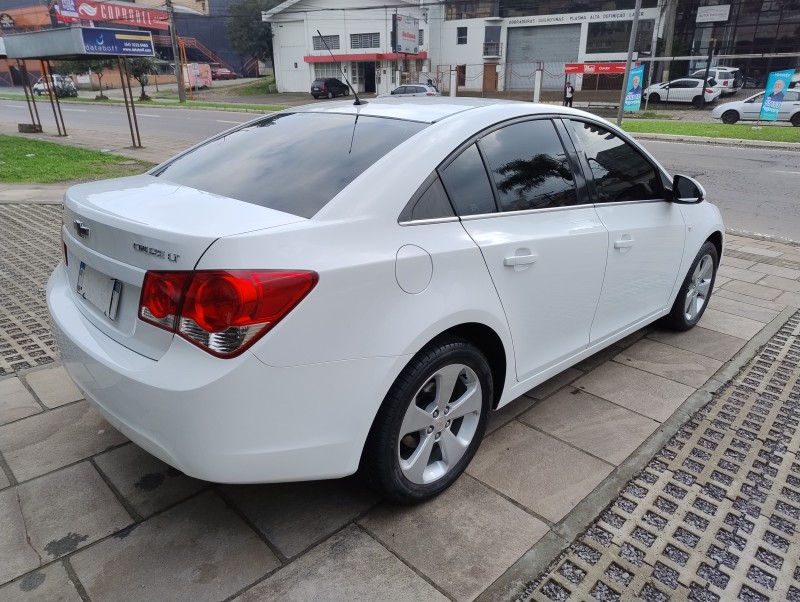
xmin=711 ymin=89 xmax=800 ymax=126
xmin=47 ymin=99 xmax=724 ymax=503
xmin=32 ymin=75 xmax=78 ymax=97
xmin=384 ymin=84 xmax=441 ymax=97
xmin=689 ymin=67 xmax=743 ymax=95
xmin=644 ymin=78 xmax=721 ymax=106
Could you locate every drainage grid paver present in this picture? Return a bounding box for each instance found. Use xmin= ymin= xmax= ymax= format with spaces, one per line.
xmin=526 ymin=311 xmax=800 ymax=602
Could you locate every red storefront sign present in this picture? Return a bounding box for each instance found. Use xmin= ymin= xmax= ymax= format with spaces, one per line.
xmin=565 ymin=62 xmax=632 ymax=74
xmin=55 ymin=0 xmax=169 ymax=30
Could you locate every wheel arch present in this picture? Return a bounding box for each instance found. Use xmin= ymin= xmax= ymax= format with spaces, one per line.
xmin=427 ymin=322 xmax=508 ymax=409
xmin=706 ymin=230 xmax=723 ymax=264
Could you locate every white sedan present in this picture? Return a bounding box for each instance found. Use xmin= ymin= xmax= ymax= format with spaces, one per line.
xmin=711 ymin=89 xmax=800 ymax=126
xmin=643 ymin=77 xmax=722 ymax=106
xmin=47 ymin=99 xmax=724 ymax=503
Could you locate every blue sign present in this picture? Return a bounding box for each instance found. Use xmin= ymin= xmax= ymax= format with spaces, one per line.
xmin=760 ymin=69 xmax=795 ymax=121
xmin=624 ymin=65 xmax=645 ymax=112
xmin=81 ymin=28 xmax=155 ymax=56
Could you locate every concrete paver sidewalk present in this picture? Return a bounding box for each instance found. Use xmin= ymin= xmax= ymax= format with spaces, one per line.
xmin=1 ymin=167 xmax=800 ymax=599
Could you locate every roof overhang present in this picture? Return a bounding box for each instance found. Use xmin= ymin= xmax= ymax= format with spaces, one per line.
xmin=3 ymin=26 xmax=155 ymax=60
xmin=263 ymin=0 xmax=419 ymax=20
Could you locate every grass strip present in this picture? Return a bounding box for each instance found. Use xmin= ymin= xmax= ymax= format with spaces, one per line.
xmin=621 ymin=120 xmax=800 ymax=143
xmin=0 ymin=93 xmax=284 ymax=112
xmin=0 ymin=135 xmax=154 ymax=183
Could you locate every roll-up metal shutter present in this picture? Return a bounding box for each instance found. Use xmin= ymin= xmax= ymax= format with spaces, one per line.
xmin=506 ymin=24 xmax=581 ymax=90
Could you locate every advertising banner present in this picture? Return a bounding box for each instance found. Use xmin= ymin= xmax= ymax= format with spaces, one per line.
xmin=394 ymin=14 xmax=419 ymax=54
xmin=760 ymin=69 xmax=795 ymax=121
xmin=56 ymin=0 xmax=168 ymax=30
xmin=624 ymin=64 xmax=645 ymax=112
xmin=565 ymin=63 xmax=629 ymax=74
xmin=81 ymin=28 xmax=155 ymax=56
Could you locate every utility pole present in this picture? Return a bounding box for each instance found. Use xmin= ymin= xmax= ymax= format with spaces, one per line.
xmin=166 ymin=0 xmax=186 ymax=103
xmin=616 ymin=0 xmax=643 ymax=126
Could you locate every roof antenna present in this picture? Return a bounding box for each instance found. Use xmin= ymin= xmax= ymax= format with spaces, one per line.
xmin=316 ymin=30 xmax=367 ymax=106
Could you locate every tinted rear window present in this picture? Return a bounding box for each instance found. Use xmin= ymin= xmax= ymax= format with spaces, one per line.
xmin=154 ymin=112 xmax=427 ymax=218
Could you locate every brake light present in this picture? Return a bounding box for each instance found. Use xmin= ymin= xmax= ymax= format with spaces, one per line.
xmin=723 ymin=80 xmax=729 ymax=85
xmin=426 ymin=92 xmax=434 ymax=96
xmin=706 ymin=88 xmax=713 ymax=94
xmin=139 ymin=270 xmax=318 ymax=357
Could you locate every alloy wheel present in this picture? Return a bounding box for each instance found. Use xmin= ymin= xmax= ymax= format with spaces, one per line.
xmin=684 ymin=253 xmax=714 ymax=322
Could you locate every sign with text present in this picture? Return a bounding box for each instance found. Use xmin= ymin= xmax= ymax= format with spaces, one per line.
xmin=696 ymin=5 xmax=730 ymax=23
xmin=760 ymin=69 xmax=795 ymax=121
xmin=81 ymin=28 xmax=155 ymax=56
xmin=624 ymin=64 xmax=645 ymax=112
xmin=565 ymin=62 xmax=629 ymax=74
xmin=394 ymin=14 xmax=419 ymax=54
xmin=56 ymin=0 xmax=168 ymax=30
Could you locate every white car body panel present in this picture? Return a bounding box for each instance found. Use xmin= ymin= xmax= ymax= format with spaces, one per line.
xmin=47 ymin=98 xmax=725 ymax=485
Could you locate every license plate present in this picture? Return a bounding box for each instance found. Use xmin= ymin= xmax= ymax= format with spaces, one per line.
xmin=77 ymin=262 xmax=122 ymax=320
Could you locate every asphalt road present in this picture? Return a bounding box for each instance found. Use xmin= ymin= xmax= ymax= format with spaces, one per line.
xmin=2 ymin=100 xmax=798 ymax=241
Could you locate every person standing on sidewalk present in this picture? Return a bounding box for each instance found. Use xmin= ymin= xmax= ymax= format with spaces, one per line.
xmin=564 ymin=81 xmax=574 ymax=107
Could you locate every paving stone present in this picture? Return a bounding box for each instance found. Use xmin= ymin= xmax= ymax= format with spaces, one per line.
xmin=721 ymin=281 xmax=783 ymax=301
xmin=222 ymin=478 xmax=379 ymax=559
xmin=236 ymin=524 xmax=449 ymax=602
xmin=573 ymin=362 xmax=695 ymax=422
xmin=487 ymin=394 xmax=538 ymax=434
xmin=614 ymin=339 xmax=723 ymax=389
xmin=749 ymin=263 xmax=800 ymax=281
xmin=721 ymin=257 xmax=756 ymax=270
xmin=93 ymin=443 xmax=209 ymax=519
xmin=17 ymin=462 xmax=132 ymax=562
xmin=736 ymin=246 xmax=782 ymax=258
xmin=361 ymin=475 xmax=548 ymax=601
xmin=718 ymin=266 xmax=766 ymax=284
xmin=467 ymin=422 xmax=613 ymax=522
xmin=714 ymin=289 xmax=787 ymax=311
xmin=714 ymin=276 xmax=732 ymax=287
xmin=647 ymin=327 xmax=746 ymax=363
xmin=524 ymin=367 xmax=583 ymax=401
xmin=0 ymin=469 xmax=9 ymax=490
xmin=759 ymin=275 xmax=800 ymax=294
xmin=0 ymin=488 xmax=40 ymax=586
xmin=520 ymin=387 xmax=659 ymax=465
xmin=698 ymin=308 xmax=766 ymax=340
xmin=0 ymin=378 xmax=41 ymax=426
xmin=0 ymin=401 xmax=127 ymax=482
xmin=776 ymin=291 xmax=800 ymax=308
xmin=71 ymin=491 xmax=279 ymax=602
xmin=708 ymin=296 xmax=781 ymax=325
xmin=0 ymin=562 xmax=82 ymax=602
xmin=23 ymin=366 xmax=82 ymax=409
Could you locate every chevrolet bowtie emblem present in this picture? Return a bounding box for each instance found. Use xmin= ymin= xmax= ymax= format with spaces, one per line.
xmin=73 ymin=220 xmax=90 ymax=238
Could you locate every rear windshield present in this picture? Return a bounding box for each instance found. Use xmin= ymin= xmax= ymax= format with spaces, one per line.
xmin=153 ymin=112 xmax=427 ymax=218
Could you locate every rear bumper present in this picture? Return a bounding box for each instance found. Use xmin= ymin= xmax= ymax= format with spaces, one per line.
xmin=47 ymin=264 xmax=408 ymax=484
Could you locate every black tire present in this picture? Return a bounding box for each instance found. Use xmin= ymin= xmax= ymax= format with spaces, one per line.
xmin=721 ymin=110 xmax=739 ymax=124
xmin=344 ymin=88 xmax=350 ymax=96
xmin=326 ymin=90 xmax=333 ymax=99
xmin=663 ymin=241 xmax=718 ymax=331
xmin=36 ymin=90 xmax=42 ymax=96
xmin=361 ymin=336 xmax=492 ymax=504
xmin=649 ymin=93 xmax=660 ymax=103
xmin=311 ymin=95 xmax=318 ymax=99
xmin=691 ymin=95 xmax=703 ymax=108
xmin=791 ymin=113 xmax=800 ymax=127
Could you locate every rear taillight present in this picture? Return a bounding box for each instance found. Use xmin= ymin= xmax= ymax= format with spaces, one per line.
xmin=139 ymin=270 xmax=318 ymax=357
xmin=706 ymin=88 xmax=713 ymax=94
xmin=426 ymin=92 xmax=434 ymax=96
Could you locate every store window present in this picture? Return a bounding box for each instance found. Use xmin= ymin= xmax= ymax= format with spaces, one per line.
xmin=314 ymin=64 xmax=342 ymax=79
xmin=446 ymin=0 xmax=494 ymax=20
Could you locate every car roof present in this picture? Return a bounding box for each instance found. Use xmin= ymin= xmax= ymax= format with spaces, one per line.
xmin=292 ymin=97 xmax=574 ymax=124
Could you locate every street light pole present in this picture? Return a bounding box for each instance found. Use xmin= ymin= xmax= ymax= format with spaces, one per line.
xmin=616 ymin=0 xmax=643 ymax=126
xmin=166 ymin=0 xmax=186 ymax=103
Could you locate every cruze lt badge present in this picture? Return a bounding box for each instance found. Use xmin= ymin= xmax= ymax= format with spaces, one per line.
xmin=133 ymin=243 xmax=180 ymax=262
xmin=73 ymin=220 xmax=91 ymax=238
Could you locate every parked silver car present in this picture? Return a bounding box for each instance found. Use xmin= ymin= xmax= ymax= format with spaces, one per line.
xmin=711 ymin=89 xmax=800 ymax=126
xmin=386 ymin=84 xmax=441 ymax=97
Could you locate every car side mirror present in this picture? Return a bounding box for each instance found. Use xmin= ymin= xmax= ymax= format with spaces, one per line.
xmin=672 ymin=174 xmax=705 ymax=204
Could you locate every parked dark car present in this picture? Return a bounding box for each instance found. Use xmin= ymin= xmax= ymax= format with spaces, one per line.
xmin=311 ymin=78 xmax=349 ymax=99
xmin=211 ymin=67 xmax=237 ymax=81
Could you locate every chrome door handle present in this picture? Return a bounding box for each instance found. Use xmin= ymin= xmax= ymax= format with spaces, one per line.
xmin=614 ymin=239 xmax=635 ymax=249
xmin=504 ymin=253 xmax=538 ymax=266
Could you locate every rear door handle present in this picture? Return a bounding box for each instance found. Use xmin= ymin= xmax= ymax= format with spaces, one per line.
xmin=504 ymin=253 xmax=538 ymax=266
xmin=614 ymin=239 xmax=635 ymax=249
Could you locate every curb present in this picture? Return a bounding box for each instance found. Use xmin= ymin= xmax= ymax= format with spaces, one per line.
xmin=631 ymin=132 xmax=800 ymax=151
xmin=476 ymin=306 xmax=799 ymax=602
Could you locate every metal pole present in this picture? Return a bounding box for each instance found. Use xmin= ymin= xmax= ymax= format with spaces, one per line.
xmin=123 ymin=57 xmax=143 ymax=147
xmin=18 ymin=60 xmax=39 ymax=130
xmin=166 ymin=0 xmax=186 ymax=103
xmin=616 ymin=0 xmax=643 ymax=126
xmin=117 ymin=58 xmax=138 ymax=148
xmin=41 ymin=61 xmax=65 ymax=136
xmin=47 ymin=60 xmax=68 ymax=137
xmin=701 ymin=45 xmax=714 ymax=108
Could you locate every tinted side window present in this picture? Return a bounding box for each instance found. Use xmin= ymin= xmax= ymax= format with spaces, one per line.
xmin=440 ymin=144 xmax=496 ymax=216
xmin=155 ymin=113 xmax=427 ymax=218
xmin=399 ymin=177 xmax=455 ymax=222
xmin=480 ymin=120 xmax=578 ymax=212
xmin=569 ymin=121 xmax=663 ymax=204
